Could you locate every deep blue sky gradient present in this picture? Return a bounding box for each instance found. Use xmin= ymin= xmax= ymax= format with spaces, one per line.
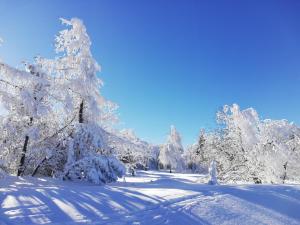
xmin=1 ymin=0 xmax=300 ymax=146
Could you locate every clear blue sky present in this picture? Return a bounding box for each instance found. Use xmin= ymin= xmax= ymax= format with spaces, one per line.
xmin=1 ymin=0 xmax=300 ymax=146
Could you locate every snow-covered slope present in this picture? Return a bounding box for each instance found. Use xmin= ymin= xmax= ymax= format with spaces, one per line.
xmin=1 ymin=171 xmax=300 ymax=225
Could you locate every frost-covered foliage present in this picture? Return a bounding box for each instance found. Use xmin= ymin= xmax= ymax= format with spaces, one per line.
xmin=184 ymin=129 xmax=207 ymax=173
xmin=39 ymin=18 xmax=124 ymax=183
xmin=190 ymin=104 xmax=300 ymax=184
xmin=61 ymin=123 xmax=126 ymax=183
xmin=0 ymin=63 xmax=51 ymax=175
xmin=66 ymin=124 xmax=107 ymax=165
xmin=37 ymin=18 xmax=117 ymax=127
xmin=107 ymin=129 xmax=160 ymax=173
xmin=64 ymin=155 xmax=125 ymax=184
xmin=0 ymin=18 xmax=125 ymax=184
xmin=159 ymin=126 xmax=184 ymax=172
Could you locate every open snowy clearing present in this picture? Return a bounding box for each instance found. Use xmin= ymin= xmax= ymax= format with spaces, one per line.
xmin=1 ymin=171 xmax=300 ymax=225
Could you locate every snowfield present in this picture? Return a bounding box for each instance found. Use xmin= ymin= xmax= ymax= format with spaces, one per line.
xmin=1 ymin=171 xmax=300 ymax=225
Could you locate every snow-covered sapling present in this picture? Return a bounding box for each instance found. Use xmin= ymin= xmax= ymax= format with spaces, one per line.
xmin=208 ymin=160 xmax=218 ymax=185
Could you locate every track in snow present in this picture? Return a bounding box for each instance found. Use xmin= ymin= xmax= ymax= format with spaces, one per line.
xmin=1 ymin=171 xmax=300 ymax=225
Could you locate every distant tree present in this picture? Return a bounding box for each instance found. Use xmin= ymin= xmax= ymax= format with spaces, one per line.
xmin=159 ymin=126 xmax=184 ymax=173
xmin=184 ymin=129 xmax=209 ymax=172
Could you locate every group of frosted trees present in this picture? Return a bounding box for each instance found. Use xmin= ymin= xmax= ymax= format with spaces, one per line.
xmin=1 ymin=18 xmax=300 ymax=185
xmin=0 ymin=18 xmax=168 ymax=184
xmin=0 ymin=18 xmax=125 ymax=184
xmin=158 ymin=104 xmax=300 ymax=184
xmin=185 ymin=104 xmax=300 ymax=184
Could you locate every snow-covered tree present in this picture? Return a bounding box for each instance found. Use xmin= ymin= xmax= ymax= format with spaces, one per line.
xmin=214 ymin=104 xmax=262 ymax=183
xmin=33 ymin=18 xmax=124 ymax=183
xmin=284 ymin=134 xmax=300 ymax=183
xmin=255 ymin=119 xmax=300 ymax=183
xmin=192 ymin=104 xmax=300 ymax=184
xmin=38 ymin=18 xmax=117 ymax=127
xmin=0 ymin=63 xmax=51 ymax=176
xmin=184 ymin=129 xmax=208 ymax=173
xmin=159 ymin=126 xmax=184 ymax=172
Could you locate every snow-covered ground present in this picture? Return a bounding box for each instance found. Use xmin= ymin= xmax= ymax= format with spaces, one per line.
xmin=1 ymin=171 xmax=300 ymax=225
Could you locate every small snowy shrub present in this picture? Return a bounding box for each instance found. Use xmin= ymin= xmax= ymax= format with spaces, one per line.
xmin=127 ymin=165 xmax=136 ymax=176
xmin=208 ymin=161 xmax=218 ymax=185
xmin=0 ymin=168 xmax=6 ymax=179
xmin=64 ymin=155 xmax=125 ymax=184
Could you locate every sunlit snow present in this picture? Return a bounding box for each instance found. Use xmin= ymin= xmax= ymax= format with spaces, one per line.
xmin=1 ymin=171 xmax=300 ymax=225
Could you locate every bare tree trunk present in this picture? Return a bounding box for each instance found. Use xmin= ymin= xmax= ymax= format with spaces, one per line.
xmin=17 ymin=135 xmax=29 ymax=176
xmin=18 ymin=116 xmax=33 ymax=176
xmin=32 ymin=143 xmax=60 ymax=177
xmin=32 ymin=157 xmax=47 ymax=177
xmin=79 ymin=100 xmax=84 ymax=123
xmin=74 ymin=100 xmax=84 ymax=161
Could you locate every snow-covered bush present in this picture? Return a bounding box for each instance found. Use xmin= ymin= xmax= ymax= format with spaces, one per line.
xmin=61 ymin=123 xmax=126 ymax=184
xmin=208 ymin=161 xmax=218 ymax=185
xmin=64 ymin=155 xmax=125 ymax=184
xmin=66 ymin=123 xmax=107 ymax=163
